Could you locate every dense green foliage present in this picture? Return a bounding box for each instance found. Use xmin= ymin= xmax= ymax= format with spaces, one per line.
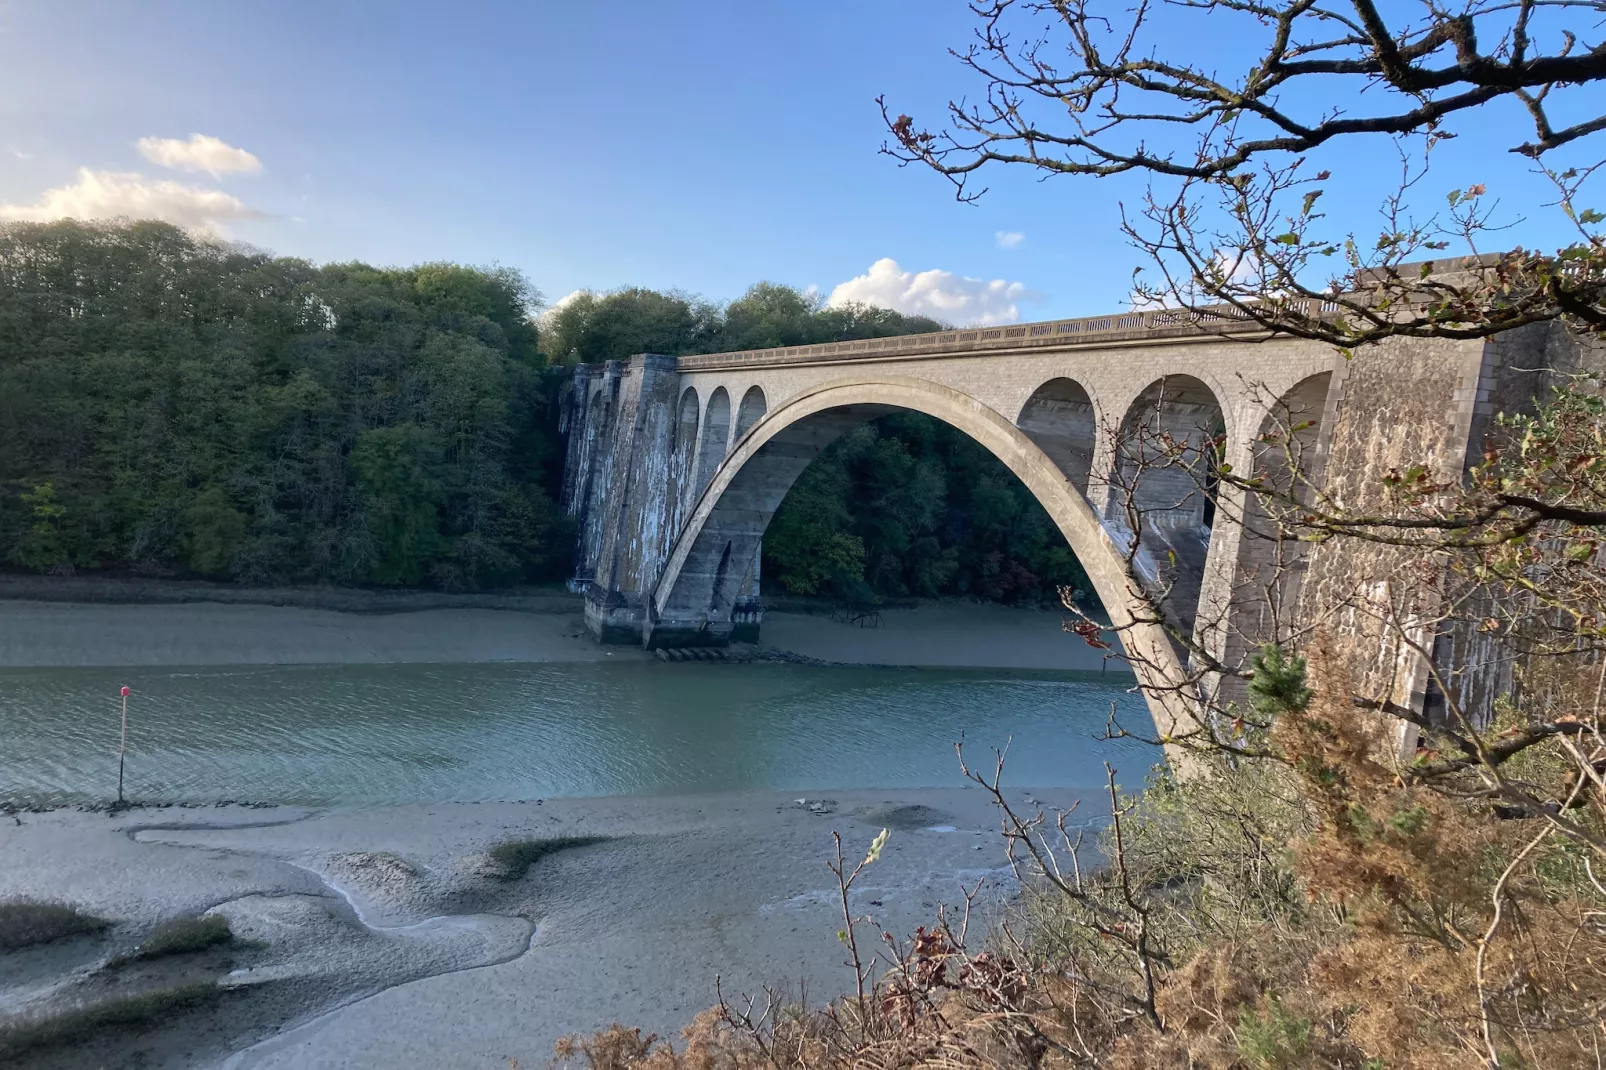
xmin=764 ymin=413 xmax=1093 ymax=605
xmin=544 ymin=280 xmax=947 ymax=364
xmin=0 ymin=220 xmax=569 ymax=588
xmin=1 ymin=219 xmax=1093 ymax=603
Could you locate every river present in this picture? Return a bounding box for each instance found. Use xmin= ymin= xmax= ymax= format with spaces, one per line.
xmin=0 ymin=661 xmax=1156 ymax=806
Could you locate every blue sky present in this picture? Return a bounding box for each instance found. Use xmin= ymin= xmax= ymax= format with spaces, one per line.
xmin=1 ymin=1 xmax=1595 ymax=325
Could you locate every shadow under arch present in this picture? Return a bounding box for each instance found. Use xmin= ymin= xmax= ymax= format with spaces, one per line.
xmin=651 ymin=375 xmax=1193 ymax=743
xmin=734 ymin=385 xmax=767 ymax=442
xmin=1017 ymin=376 xmax=1097 ymax=495
xmin=1226 ymin=371 xmax=1335 ymax=657
xmin=694 ymin=386 xmax=731 ymax=495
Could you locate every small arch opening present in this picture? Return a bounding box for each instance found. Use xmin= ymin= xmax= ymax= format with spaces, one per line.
xmin=734 ymin=386 xmax=768 ymax=441
xmin=672 ymin=386 xmax=700 ymax=459
xmin=1017 ymin=377 xmax=1096 ymax=495
xmin=674 ymin=385 xmax=706 ymax=475
xmin=1109 ymin=374 xmax=1228 ymax=636
xmin=1229 ymin=371 xmax=1334 ymax=651
xmin=695 ymin=387 xmax=731 ymax=494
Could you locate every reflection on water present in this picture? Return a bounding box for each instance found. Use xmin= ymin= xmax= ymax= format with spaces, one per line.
xmin=0 ymin=662 xmax=1159 ymax=806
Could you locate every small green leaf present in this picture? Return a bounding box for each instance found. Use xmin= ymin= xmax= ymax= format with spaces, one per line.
xmin=1275 ymin=232 xmax=1300 ymax=246
xmin=864 ymin=827 xmax=890 ymax=865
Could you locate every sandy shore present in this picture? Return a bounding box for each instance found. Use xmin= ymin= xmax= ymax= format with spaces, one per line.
xmin=0 ymin=787 xmax=1095 ymax=1069
xmin=0 ymin=597 xmax=1117 ymax=672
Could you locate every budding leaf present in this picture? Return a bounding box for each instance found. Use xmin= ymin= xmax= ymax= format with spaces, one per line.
xmin=864 ymin=827 xmax=890 ymax=865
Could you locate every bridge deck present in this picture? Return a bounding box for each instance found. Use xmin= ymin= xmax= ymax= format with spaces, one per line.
xmin=676 ymin=300 xmax=1340 ymax=371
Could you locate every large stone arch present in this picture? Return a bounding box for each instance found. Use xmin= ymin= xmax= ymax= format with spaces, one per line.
xmin=650 ymin=375 xmax=1193 ymax=741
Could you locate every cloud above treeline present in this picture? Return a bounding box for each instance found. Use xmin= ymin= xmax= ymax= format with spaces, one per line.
xmin=136 ymin=133 xmax=262 ymax=177
xmin=0 ymin=168 xmax=263 ymax=233
xmin=826 ymin=257 xmax=1038 ymax=327
xmin=0 ymin=135 xmax=265 ymax=235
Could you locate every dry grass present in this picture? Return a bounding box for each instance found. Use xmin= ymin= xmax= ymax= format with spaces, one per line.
xmin=488 ymin=836 xmax=610 ymax=880
xmin=0 ymin=982 xmax=221 ymax=1060
xmin=0 ymin=899 xmax=109 ymax=951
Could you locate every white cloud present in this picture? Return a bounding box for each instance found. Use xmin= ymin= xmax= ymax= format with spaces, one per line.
xmin=136 ymin=134 xmax=262 ymax=177
xmin=1128 ymin=250 xmax=1262 ymax=310
xmin=0 ymin=168 xmax=265 ymax=234
xmin=10 ymin=148 xmax=32 ymax=160
xmin=541 ymin=289 xmax=590 ymax=322
xmin=995 ymin=230 xmax=1024 ymax=249
xmin=826 ymin=257 xmax=1038 ymax=327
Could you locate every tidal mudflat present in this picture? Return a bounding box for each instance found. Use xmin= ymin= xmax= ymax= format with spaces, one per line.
xmin=0 ymin=787 xmax=1099 ymax=1069
xmin=0 ymin=593 xmax=1146 ymax=1067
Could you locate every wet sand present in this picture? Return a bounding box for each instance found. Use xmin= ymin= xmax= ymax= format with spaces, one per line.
xmin=0 ymin=597 xmax=1118 ymax=672
xmin=0 ymin=787 xmax=1097 ymax=1069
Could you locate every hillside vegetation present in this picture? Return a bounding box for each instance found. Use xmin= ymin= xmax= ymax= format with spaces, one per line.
xmin=0 ymin=220 xmax=1086 ymax=603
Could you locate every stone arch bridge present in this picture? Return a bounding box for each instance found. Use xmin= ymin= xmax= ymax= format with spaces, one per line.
xmin=560 ymin=307 xmax=1562 ymax=737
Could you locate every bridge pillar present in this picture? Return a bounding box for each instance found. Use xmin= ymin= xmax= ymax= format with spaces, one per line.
xmin=561 ymin=354 xmax=692 ymax=644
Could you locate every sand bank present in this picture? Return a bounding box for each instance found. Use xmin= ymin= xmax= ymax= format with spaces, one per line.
xmin=0 ymin=786 xmax=1095 ymax=1069
xmin=0 ymin=597 xmax=1117 ymax=672
xmin=0 ymin=600 xmax=633 ymax=668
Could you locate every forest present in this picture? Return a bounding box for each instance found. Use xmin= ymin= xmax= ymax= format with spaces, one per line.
xmin=0 ymin=219 xmax=1087 ymax=603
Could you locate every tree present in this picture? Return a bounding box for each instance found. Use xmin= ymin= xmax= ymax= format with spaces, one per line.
xmin=543 ymin=288 xmax=721 ymax=364
xmin=0 ymin=219 xmax=572 ymax=590
xmin=882 ymin=0 xmax=1606 ymax=345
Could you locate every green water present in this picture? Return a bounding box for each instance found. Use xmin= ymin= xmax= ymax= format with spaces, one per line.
xmin=0 ymin=661 xmax=1158 ymax=806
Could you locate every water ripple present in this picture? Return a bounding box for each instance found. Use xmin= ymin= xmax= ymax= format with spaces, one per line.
xmin=0 ymin=663 xmax=1159 ymax=805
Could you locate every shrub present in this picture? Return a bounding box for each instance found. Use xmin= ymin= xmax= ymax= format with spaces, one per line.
xmin=112 ymin=913 xmax=233 ymax=964
xmin=488 ymin=836 xmax=609 ymax=881
xmin=0 ymin=982 xmax=220 ymax=1059
xmin=0 ymin=900 xmax=109 ymax=951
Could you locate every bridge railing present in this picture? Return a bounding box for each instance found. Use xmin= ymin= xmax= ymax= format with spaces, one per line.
xmin=675 ymin=300 xmax=1343 ymax=371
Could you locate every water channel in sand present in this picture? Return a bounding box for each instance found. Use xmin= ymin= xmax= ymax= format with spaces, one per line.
xmin=0 ymin=662 xmax=1155 ymax=806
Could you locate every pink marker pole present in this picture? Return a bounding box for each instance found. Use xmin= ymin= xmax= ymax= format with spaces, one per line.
xmin=118 ymin=685 xmax=130 ymax=805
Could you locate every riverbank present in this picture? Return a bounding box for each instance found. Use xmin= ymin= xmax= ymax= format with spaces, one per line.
xmin=0 ymin=786 xmax=1095 ymax=1069
xmin=0 ymin=590 xmax=1119 ymax=672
